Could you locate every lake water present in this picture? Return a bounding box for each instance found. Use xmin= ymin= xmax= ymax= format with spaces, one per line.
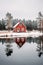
xmin=0 ymin=37 xmax=43 ymax=65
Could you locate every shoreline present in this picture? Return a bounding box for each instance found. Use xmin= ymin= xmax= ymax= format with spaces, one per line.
xmin=0 ymin=30 xmax=42 ymax=39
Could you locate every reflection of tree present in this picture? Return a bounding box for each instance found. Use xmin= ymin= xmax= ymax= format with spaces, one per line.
xmin=5 ymin=39 xmax=13 ymax=56
xmin=0 ymin=39 xmax=14 ymax=45
xmin=0 ymin=39 xmax=6 ymax=45
xmin=27 ymin=37 xmax=39 ymax=44
xmin=1 ymin=39 xmax=5 ymax=44
xmin=36 ymin=36 xmax=43 ymax=57
xmin=27 ymin=37 xmax=32 ymax=43
xmin=5 ymin=48 xmax=13 ymax=56
xmin=0 ymin=39 xmax=14 ymax=56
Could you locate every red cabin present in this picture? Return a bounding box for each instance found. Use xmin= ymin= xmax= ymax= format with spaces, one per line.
xmin=13 ymin=22 xmax=26 ymax=32
xmin=13 ymin=22 xmax=26 ymax=47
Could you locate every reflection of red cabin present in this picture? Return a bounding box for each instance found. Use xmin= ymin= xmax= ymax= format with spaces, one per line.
xmin=13 ymin=22 xmax=26 ymax=32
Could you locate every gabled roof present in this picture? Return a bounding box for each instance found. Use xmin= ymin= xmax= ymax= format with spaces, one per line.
xmin=13 ymin=22 xmax=26 ymax=28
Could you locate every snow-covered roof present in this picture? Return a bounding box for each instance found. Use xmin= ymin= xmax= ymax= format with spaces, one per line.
xmin=13 ymin=22 xmax=26 ymax=29
xmin=13 ymin=22 xmax=20 ymax=28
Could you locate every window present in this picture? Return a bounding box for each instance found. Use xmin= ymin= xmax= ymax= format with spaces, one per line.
xmin=21 ymin=28 xmax=24 ymax=31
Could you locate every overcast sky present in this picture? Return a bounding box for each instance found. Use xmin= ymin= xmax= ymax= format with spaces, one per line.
xmin=0 ymin=0 xmax=43 ymax=20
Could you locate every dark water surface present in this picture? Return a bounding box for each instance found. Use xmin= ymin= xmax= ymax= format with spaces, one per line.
xmin=0 ymin=37 xmax=43 ymax=65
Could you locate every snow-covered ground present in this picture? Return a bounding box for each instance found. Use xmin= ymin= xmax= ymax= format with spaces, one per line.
xmin=0 ymin=30 xmax=43 ymax=38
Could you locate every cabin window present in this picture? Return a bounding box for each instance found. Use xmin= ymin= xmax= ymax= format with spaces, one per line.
xmin=21 ymin=28 xmax=24 ymax=31
xmin=17 ymin=28 xmax=20 ymax=32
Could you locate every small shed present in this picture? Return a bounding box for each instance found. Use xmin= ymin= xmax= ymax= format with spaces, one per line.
xmin=13 ymin=22 xmax=26 ymax=32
